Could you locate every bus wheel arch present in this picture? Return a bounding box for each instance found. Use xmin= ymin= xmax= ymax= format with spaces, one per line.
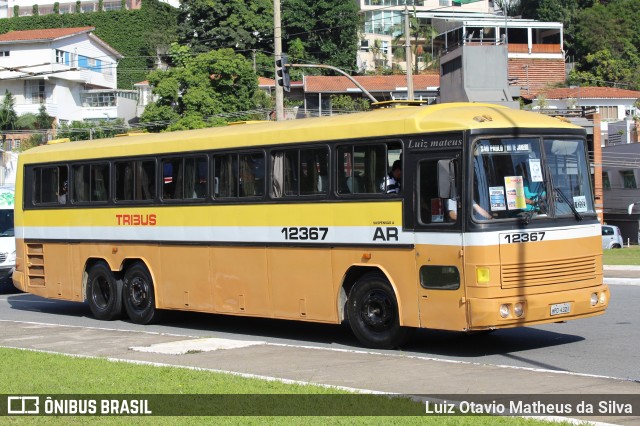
xmin=122 ymin=260 xmax=161 ymax=324
xmin=341 ymin=268 xmax=411 ymax=349
xmin=84 ymin=259 xmax=123 ymax=321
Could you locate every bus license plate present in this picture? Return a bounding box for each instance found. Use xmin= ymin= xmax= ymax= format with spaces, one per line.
xmin=550 ymin=302 xmax=571 ymax=316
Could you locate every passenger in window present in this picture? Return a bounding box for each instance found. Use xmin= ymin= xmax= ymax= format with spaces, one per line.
xmin=381 ymin=160 xmax=402 ymax=193
xmin=447 ymin=198 xmax=492 ymax=221
xmin=58 ymin=180 xmax=68 ymax=204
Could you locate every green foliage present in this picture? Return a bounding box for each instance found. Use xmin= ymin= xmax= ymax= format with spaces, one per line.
xmin=13 ymin=5 xmax=18 ymax=16
xmin=0 ymin=90 xmax=18 ymax=139
xmin=141 ymin=47 xmax=259 ymax=131
xmin=522 ymin=0 xmax=640 ymax=90
xmin=36 ymin=104 xmax=54 ymax=129
xmin=177 ymin=0 xmax=273 ymax=54
xmin=177 ymin=0 xmax=360 ymax=76
xmin=75 ymin=0 xmax=80 ymax=13
xmin=32 ymin=5 xmax=39 ymax=16
xmin=0 ymin=0 xmax=179 ymax=90
xmin=53 ymin=2 xmax=59 ymax=14
xmin=18 ymin=134 xmax=45 ymax=152
xmin=330 ymin=95 xmax=371 ymax=113
xmin=56 ymin=118 xmax=126 ymax=141
xmin=282 ymin=0 xmax=360 ymax=73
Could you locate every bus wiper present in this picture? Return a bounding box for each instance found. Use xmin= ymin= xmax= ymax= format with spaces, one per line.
xmin=555 ymin=187 xmax=583 ymax=221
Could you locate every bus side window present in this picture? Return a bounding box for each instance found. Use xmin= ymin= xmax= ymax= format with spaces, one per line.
xmin=240 ymin=153 xmax=264 ymax=197
xmin=214 ymin=154 xmax=238 ymax=198
xmin=92 ymin=164 xmax=109 ymax=202
xmin=337 ymin=144 xmax=392 ymax=195
xmin=34 ymin=166 xmax=62 ymax=204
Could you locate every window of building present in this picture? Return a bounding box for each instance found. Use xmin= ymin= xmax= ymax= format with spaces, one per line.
xmin=621 ymin=170 xmax=637 ymax=189
xmin=55 ymin=49 xmax=65 ymax=64
xmin=360 ymin=40 xmax=369 ymax=52
xmin=598 ymin=106 xmax=618 ymax=120
xmin=81 ymin=92 xmax=116 ymax=107
xmin=603 ymin=171 xmax=611 ymax=190
xmin=24 ymin=79 xmax=46 ymax=104
xmin=0 ymin=51 xmax=10 ymax=57
xmin=103 ymin=1 xmax=123 ymax=10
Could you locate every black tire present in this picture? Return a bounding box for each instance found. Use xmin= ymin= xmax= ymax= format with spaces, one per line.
xmin=611 ymin=244 xmax=621 ymax=249
xmin=86 ymin=262 xmax=123 ymax=321
xmin=123 ymin=262 xmax=160 ymax=324
xmin=347 ymin=272 xmax=411 ymax=349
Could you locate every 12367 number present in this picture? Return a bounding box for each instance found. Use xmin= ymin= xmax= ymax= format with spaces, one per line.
xmin=503 ymin=232 xmax=545 ymax=244
xmin=281 ymin=227 xmax=328 ymax=241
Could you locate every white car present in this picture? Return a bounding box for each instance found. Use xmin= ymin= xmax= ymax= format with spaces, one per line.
xmin=602 ymin=224 xmax=623 ymax=249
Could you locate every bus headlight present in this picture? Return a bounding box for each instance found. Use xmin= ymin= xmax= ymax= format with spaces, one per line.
xmin=514 ymin=302 xmax=524 ymax=317
xmin=590 ymin=293 xmax=598 ymax=306
xmin=499 ymin=304 xmax=510 ymax=318
xmin=599 ymin=292 xmax=607 ymax=305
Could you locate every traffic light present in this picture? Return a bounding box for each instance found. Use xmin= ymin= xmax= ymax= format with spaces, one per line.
xmin=276 ymin=54 xmax=291 ymax=92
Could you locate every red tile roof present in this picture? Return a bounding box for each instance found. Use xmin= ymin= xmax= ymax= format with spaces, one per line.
xmin=0 ymin=27 xmax=95 ymax=42
xmin=258 ymin=77 xmax=275 ymax=87
xmin=536 ymin=87 xmax=640 ymax=100
xmin=305 ymin=74 xmax=440 ymax=92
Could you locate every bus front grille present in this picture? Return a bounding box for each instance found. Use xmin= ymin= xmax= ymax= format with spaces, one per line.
xmin=501 ymin=256 xmax=597 ymax=289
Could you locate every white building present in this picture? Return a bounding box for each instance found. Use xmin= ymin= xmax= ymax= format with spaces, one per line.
xmin=528 ymin=87 xmax=640 ymax=146
xmin=0 ymin=26 xmax=138 ymax=125
xmin=357 ymin=0 xmax=495 ymax=73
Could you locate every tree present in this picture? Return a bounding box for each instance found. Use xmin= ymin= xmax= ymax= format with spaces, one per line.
xmin=393 ymin=8 xmax=438 ymax=74
xmin=177 ymin=0 xmax=273 ymax=54
xmin=177 ymin=0 xmax=360 ymax=76
xmin=36 ymin=104 xmax=54 ymax=130
xmin=141 ymin=46 xmax=260 ymax=132
xmin=0 ymin=90 xmax=18 ymax=147
xmin=282 ymin=0 xmax=360 ymax=73
xmin=330 ymin=95 xmax=370 ymax=113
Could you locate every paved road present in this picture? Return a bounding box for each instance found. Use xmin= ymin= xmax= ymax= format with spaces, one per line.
xmin=0 ymin=271 xmax=638 ymax=424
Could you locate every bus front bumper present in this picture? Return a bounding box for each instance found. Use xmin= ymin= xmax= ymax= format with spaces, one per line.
xmin=466 ymin=285 xmax=610 ymax=330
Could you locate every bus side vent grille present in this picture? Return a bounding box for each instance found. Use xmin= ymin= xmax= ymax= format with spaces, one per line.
xmin=0 ymin=252 xmax=7 ymax=263
xmin=501 ymin=256 xmax=597 ymax=289
xmin=26 ymin=243 xmax=46 ymax=287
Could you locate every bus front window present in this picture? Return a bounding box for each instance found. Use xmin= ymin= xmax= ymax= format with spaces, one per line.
xmin=473 ymin=137 xmax=594 ymax=221
xmin=543 ymin=138 xmax=595 ymax=216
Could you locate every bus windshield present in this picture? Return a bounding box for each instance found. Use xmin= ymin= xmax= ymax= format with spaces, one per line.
xmin=472 ymin=137 xmax=595 ymax=221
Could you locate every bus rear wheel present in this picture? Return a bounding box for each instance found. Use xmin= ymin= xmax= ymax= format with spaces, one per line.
xmin=347 ymin=272 xmax=410 ymax=349
xmin=123 ymin=262 xmax=160 ymax=324
xmin=86 ymin=262 xmax=123 ymax=321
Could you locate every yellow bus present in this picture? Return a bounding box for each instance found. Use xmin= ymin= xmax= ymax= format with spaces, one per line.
xmin=13 ymin=103 xmax=609 ymax=349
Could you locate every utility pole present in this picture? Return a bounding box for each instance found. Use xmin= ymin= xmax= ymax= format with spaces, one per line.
xmin=404 ymin=5 xmax=414 ymax=101
xmin=274 ymin=0 xmax=284 ymax=121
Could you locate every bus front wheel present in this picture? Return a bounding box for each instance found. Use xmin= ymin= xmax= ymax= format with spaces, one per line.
xmin=123 ymin=262 xmax=160 ymax=324
xmin=347 ymin=273 xmax=410 ymax=349
xmin=86 ymin=262 xmax=123 ymax=321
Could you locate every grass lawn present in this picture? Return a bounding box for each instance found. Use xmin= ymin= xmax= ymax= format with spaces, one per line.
xmin=0 ymin=348 xmax=559 ymax=425
xmin=603 ymin=245 xmax=640 ymax=265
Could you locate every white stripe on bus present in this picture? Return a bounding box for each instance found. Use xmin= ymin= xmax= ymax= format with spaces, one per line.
xmin=17 ymin=224 xmax=599 ymax=246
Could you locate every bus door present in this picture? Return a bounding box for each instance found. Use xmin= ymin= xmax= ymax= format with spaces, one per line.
xmin=414 ymin=155 xmax=467 ymax=331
